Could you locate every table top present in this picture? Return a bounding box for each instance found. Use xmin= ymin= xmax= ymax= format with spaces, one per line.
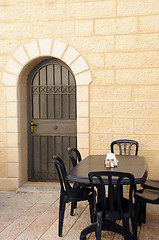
xmin=67 ymin=155 xmax=148 ymax=185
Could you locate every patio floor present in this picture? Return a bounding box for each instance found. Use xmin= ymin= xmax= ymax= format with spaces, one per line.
xmin=0 ymin=182 xmax=158 ymax=240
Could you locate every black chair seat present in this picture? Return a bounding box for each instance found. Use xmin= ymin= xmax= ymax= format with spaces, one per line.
xmin=69 ymin=187 xmax=92 ymax=200
xmin=135 ymin=189 xmax=159 ymax=204
xmin=144 ymin=179 xmax=159 ymax=190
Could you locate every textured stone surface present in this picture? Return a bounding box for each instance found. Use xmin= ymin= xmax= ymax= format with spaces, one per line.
xmin=95 ymin=17 xmax=137 ymax=35
xmin=0 ymin=0 xmax=159 ymax=188
xmin=0 ymin=185 xmax=158 ymax=239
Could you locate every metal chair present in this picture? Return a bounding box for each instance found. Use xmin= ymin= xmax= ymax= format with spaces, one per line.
xmin=53 ymin=156 xmax=94 ymax=237
xmin=111 ymin=139 xmax=139 ymax=156
xmin=80 ymin=171 xmax=137 ymax=240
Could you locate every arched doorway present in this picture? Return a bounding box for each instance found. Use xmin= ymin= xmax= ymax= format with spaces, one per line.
xmin=27 ymin=58 xmax=77 ymax=181
xmin=2 ymin=39 xmax=92 ymax=190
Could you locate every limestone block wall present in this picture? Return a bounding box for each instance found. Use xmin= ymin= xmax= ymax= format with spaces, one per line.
xmin=0 ymin=0 xmax=159 ymax=189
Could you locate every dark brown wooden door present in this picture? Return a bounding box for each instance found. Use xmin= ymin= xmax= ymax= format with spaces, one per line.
xmin=27 ymin=58 xmax=77 ymax=181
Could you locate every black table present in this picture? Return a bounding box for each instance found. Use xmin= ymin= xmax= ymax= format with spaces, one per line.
xmin=67 ymin=155 xmax=148 ymax=185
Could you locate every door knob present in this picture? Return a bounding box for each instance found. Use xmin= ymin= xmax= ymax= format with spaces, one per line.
xmin=53 ymin=125 xmax=58 ymax=130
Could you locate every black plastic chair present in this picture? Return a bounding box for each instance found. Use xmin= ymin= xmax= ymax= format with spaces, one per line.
xmin=80 ymin=171 xmax=137 ymax=240
xmin=138 ymin=179 xmax=159 ymax=225
xmin=144 ymin=179 xmax=159 ymax=190
xmin=67 ymin=146 xmax=87 ymax=212
xmin=135 ymin=188 xmax=159 ymax=227
xmin=111 ymin=139 xmax=139 ymax=156
xmin=67 ymin=146 xmax=82 ymax=167
xmin=53 ymin=156 xmax=94 ymax=237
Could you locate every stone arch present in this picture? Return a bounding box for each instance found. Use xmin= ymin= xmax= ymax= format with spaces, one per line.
xmin=2 ymin=39 xmax=92 ymax=189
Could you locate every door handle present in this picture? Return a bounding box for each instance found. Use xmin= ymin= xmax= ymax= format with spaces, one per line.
xmin=30 ymin=121 xmax=37 ymax=134
xmin=53 ymin=125 xmax=58 ymax=130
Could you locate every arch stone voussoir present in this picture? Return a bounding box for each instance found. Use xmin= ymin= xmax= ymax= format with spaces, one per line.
xmin=51 ymin=39 xmax=67 ymax=59
xmin=62 ymin=45 xmax=80 ymax=65
xmin=75 ymin=70 xmax=92 ymax=86
xmin=38 ymin=39 xmax=53 ymax=56
xmin=12 ymin=46 xmax=30 ymax=65
xmin=5 ymin=58 xmax=22 ymax=75
xmin=24 ymin=40 xmax=40 ymax=59
xmin=69 ymin=56 xmax=89 ymax=75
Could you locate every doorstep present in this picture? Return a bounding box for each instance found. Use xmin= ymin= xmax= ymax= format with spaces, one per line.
xmin=16 ymin=181 xmax=60 ymax=193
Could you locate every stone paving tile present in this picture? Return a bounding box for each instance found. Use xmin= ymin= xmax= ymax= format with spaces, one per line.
xmin=40 ymin=201 xmax=88 ymax=240
xmin=0 ymin=185 xmax=158 ymax=240
xmin=63 ymin=205 xmax=91 ymax=240
xmin=0 ymin=215 xmax=36 ymax=240
xmin=139 ymin=204 xmax=159 ymax=240
xmin=17 ymin=200 xmax=59 ymax=239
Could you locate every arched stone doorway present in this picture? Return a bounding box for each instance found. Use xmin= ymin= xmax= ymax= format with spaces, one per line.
xmin=2 ymin=39 xmax=92 ymax=189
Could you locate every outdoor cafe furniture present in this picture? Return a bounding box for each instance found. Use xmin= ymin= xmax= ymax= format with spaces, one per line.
xmin=111 ymin=139 xmax=139 ymax=156
xmin=53 ymin=156 xmax=94 ymax=237
xmin=67 ymin=147 xmax=89 ymax=213
xmin=144 ymin=179 xmax=159 ymax=190
xmin=136 ymin=178 xmax=159 ymax=225
xmin=67 ymin=154 xmax=148 ymax=239
xmin=80 ymin=171 xmax=137 ymax=240
xmin=67 ymin=146 xmax=82 ymax=167
xmin=135 ymin=187 xmax=159 ymax=227
xmin=67 ymin=155 xmax=147 ymax=186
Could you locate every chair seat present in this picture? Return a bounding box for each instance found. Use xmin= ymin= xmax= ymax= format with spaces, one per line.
xmin=144 ymin=179 xmax=159 ymax=190
xmin=69 ymin=187 xmax=92 ymax=200
xmin=135 ymin=189 xmax=159 ymax=204
xmin=96 ymin=197 xmax=135 ymax=221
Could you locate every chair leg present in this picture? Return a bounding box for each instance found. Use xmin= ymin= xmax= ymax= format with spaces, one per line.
xmin=59 ymin=195 xmax=67 ymax=237
xmin=142 ymin=202 xmax=146 ymax=224
xmin=96 ymin=213 xmax=102 ymax=240
xmin=122 ymin=217 xmax=132 ymax=240
xmin=71 ymin=201 xmax=76 ymax=216
xmin=136 ymin=200 xmax=143 ymax=227
xmin=131 ymin=215 xmax=138 ymax=240
xmin=80 ymin=235 xmax=86 ymax=240
xmin=88 ymin=196 xmax=95 ymax=223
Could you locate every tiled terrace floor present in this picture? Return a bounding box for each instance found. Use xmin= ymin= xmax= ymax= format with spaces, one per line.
xmin=0 ymin=182 xmax=158 ymax=240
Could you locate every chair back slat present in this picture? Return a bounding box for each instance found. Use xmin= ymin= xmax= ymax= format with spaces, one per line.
xmin=111 ymin=139 xmax=139 ymax=156
xmin=53 ymin=156 xmax=71 ymax=195
xmin=67 ymin=147 xmax=82 ymax=167
xmin=88 ymin=171 xmax=135 ymax=219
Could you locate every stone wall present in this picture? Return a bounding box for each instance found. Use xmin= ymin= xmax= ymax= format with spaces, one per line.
xmin=0 ymin=0 xmax=159 ymax=189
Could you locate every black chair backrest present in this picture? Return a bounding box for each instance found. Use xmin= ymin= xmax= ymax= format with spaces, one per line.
xmin=111 ymin=139 xmax=139 ymax=156
xmin=88 ymin=171 xmax=135 ymax=219
xmin=67 ymin=147 xmax=82 ymax=167
xmin=53 ymin=156 xmax=71 ymax=195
